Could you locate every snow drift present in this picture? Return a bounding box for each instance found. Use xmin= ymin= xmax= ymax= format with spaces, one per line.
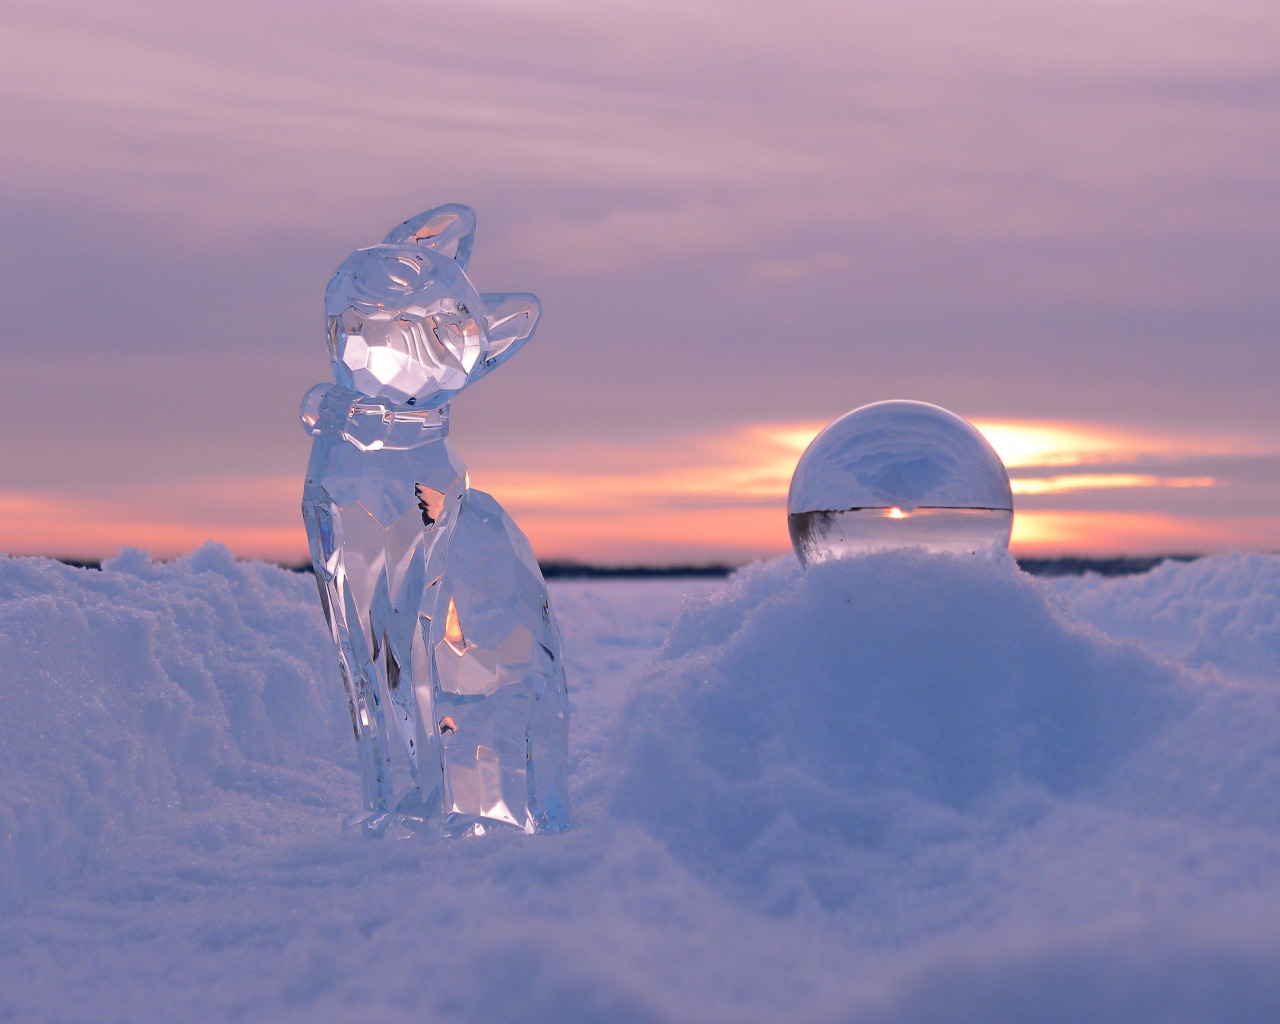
xmin=612 ymin=553 xmax=1193 ymax=907
xmin=1053 ymin=552 xmax=1280 ymax=682
xmin=3 ymin=545 xmax=1280 ymax=1023
xmin=0 ymin=545 xmax=351 ymax=894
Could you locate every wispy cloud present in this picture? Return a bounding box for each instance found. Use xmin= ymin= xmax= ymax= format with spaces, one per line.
xmin=1 ymin=0 xmax=1277 ymax=563
xmin=476 ymin=417 xmax=1280 ymax=558
xmin=4 ymin=417 xmax=1275 ymax=562
xmin=1010 ymin=474 xmax=1214 ymax=496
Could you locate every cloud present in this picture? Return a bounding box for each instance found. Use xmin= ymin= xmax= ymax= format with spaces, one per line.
xmin=6 ymin=413 xmax=1272 ymax=562
xmin=1 ymin=0 xmax=1278 ymax=561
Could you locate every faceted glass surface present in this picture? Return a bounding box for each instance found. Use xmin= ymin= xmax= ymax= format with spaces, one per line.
xmin=301 ymin=205 xmax=568 ymax=838
xmin=325 ymin=245 xmax=485 ymax=406
xmin=788 ymin=400 xmax=1013 ymax=564
xmin=324 ymin=203 xmax=541 ymax=407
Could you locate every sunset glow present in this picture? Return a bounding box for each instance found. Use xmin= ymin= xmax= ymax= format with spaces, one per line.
xmin=3 ymin=417 xmax=1276 ymax=563
xmin=1 ymin=0 xmax=1276 ymax=570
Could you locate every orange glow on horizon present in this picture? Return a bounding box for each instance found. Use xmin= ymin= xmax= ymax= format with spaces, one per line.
xmin=1007 ymin=510 xmax=1280 ymax=556
xmin=1 ymin=416 xmax=1277 ymax=563
xmin=0 ymin=480 xmax=307 ymax=562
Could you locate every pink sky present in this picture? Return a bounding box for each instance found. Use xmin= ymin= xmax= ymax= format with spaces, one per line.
xmin=4 ymin=416 xmax=1278 ymax=562
xmin=1 ymin=0 xmax=1278 ymax=562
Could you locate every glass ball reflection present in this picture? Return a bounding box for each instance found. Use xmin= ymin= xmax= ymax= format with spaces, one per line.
xmin=788 ymin=400 xmax=1013 ymax=565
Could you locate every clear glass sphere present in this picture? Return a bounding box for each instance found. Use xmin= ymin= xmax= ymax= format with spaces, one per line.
xmin=788 ymin=400 xmax=1013 ymax=565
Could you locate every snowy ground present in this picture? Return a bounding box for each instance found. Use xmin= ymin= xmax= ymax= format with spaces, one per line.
xmin=3 ymin=545 xmax=1280 ymax=1022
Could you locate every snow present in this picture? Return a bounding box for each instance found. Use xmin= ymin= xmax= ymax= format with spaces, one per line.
xmin=3 ymin=545 xmax=1280 ymax=1022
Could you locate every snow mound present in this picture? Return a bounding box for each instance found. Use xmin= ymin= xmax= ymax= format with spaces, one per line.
xmin=5 ymin=549 xmax=1280 ymax=1022
xmin=613 ymin=553 xmax=1194 ymax=905
xmin=1052 ymin=553 xmax=1280 ymax=681
xmin=0 ymin=544 xmax=351 ymax=896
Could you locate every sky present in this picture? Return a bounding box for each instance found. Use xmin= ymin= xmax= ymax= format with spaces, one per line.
xmin=1 ymin=0 xmax=1278 ymax=563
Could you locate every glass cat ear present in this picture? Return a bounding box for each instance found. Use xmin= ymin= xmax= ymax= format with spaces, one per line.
xmin=383 ymin=204 xmax=477 ymax=268
xmin=477 ymin=292 xmax=542 ymax=376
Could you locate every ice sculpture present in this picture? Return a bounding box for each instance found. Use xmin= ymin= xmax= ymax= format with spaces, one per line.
xmin=300 ymin=204 xmax=569 ymax=838
xmin=788 ymin=400 xmax=1013 ymax=565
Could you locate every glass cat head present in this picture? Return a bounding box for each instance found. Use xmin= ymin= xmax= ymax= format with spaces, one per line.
xmin=325 ymin=204 xmax=541 ymax=406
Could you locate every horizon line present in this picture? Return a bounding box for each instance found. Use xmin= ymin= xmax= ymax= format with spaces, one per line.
xmin=24 ymin=551 xmax=1226 ymax=580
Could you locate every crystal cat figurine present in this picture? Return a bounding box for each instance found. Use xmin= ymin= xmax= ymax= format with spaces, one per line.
xmin=300 ymin=204 xmax=569 ymax=838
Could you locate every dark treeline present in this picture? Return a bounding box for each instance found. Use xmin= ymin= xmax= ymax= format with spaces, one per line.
xmin=48 ymin=554 xmax=1203 ymax=579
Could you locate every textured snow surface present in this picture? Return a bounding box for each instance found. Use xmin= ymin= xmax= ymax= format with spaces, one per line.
xmin=3 ymin=545 xmax=1280 ymax=1022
